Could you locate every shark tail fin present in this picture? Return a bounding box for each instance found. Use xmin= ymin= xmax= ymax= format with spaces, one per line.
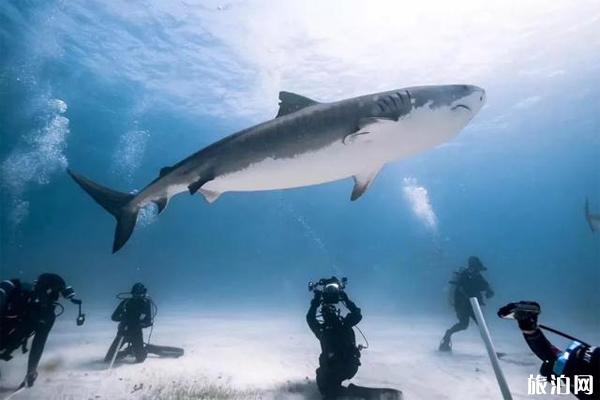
xmin=67 ymin=169 xmax=139 ymax=253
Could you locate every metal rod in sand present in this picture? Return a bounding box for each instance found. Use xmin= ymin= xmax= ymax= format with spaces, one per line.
xmin=470 ymin=296 xmax=513 ymax=400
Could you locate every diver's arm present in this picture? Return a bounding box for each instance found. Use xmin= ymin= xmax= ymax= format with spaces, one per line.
xmin=522 ymin=328 xmax=561 ymax=362
xmin=481 ymin=275 xmax=494 ymax=298
xmin=341 ymin=293 xmax=362 ymax=326
xmin=24 ymin=315 xmax=55 ymax=387
xmin=0 ymin=279 xmax=17 ymax=314
xmin=454 ymin=273 xmax=469 ymax=298
xmin=306 ymin=293 xmax=321 ymax=336
xmin=514 ymin=309 xmax=560 ymax=362
xmin=111 ymin=300 xmax=125 ymax=322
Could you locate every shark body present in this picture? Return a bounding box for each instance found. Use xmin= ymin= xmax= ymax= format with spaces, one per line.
xmin=69 ymin=84 xmax=486 ymax=252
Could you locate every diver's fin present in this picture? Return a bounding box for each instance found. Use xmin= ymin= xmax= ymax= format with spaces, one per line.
xmin=67 ymin=169 xmax=139 ymax=253
xmin=188 ymin=175 xmax=214 ymax=195
xmin=276 ymin=91 xmax=319 ymax=117
xmin=159 ymin=166 xmax=174 ymax=177
xmin=346 ymin=384 xmax=402 ymax=400
xmin=351 ymin=166 xmax=382 ymax=201
xmin=343 ymin=117 xmax=396 ymax=145
xmin=153 ymin=197 xmax=168 ymax=214
xmin=145 ymin=343 xmax=184 ymax=358
xmin=198 ymin=188 xmax=221 ymax=204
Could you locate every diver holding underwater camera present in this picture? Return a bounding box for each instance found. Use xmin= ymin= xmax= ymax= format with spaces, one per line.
xmin=498 ymin=301 xmax=599 ymax=399
xmin=307 ymin=277 xmax=363 ymax=399
xmin=306 ymin=277 xmax=401 ymax=399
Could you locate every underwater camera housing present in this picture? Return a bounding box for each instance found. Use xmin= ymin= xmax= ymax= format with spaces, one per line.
xmin=308 ymin=276 xmax=348 ymax=305
xmin=54 ymin=286 xmax=85 ymax=326
xmin=64 ymin=286 xmax=86 ymax=326
xmin=497 ymin=301 xmax=540 ymax=320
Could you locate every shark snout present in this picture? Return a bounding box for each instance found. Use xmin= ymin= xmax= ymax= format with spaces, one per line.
xmin=472 ymin=85 xmax=486 ymax=107
xmin=455 ymin=85 xmax=486 ymax=115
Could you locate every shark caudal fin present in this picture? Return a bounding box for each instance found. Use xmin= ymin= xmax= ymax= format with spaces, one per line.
xmin=67 ymin=169 xmax=139 ymax=253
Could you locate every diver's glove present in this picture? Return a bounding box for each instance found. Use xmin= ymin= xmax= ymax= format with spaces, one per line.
xmin=21 ymin=370 xmax=38 ymax=388
xmin=485 ymin=289 xmax=495 ymax=299
xmin=497 ymin=301 xmax=540 ymax=333
xmin=339 ymin=291 xmax=349 ymax=303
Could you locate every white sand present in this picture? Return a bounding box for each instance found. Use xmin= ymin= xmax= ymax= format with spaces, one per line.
xmin=1 ymin=311 xmax=594 ymax=400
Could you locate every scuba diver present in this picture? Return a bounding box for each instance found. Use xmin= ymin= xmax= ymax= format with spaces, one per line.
xmin=307 ymin=277 xmax=362 ymax=399
xmin=0 ymin=273 xmax=85 ymax=389
xmin=439 ymin=256 xmax=494 ymax=352
xmin=105 ymin=282 xmax=153 ymax=363
xmin=498 ymin=301 xmax=599 ymax=399
xmin=105 ymin=283 xmax=183 ymax=364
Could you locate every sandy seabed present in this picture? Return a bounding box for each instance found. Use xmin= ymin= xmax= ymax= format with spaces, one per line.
xmin=1 ymin=311 xmax=594 ymax=400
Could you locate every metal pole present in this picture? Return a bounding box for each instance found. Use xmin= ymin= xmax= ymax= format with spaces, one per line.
xmin=469 ymin=297 xmax=513 ymax=400
xmin=108 ymin=335 xmax=124 ymax=371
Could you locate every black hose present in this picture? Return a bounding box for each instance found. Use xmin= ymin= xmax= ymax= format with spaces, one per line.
xmin=145 ymin=297 xmax=158 ymax=345
xmin=354 ymin=326 xmax=369 ymax=350
xmin=539 ymin=324 xmax=590 ymax=347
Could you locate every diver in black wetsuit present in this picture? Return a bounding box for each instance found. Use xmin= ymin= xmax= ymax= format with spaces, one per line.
xmin=307 ymin=277 xmax=362 ymax=399
xmin=499 ymin=301 xmax=599 ymax=400
xmin=439 ymin=256 xmax=494 ymax=352
xmin=105 ymin=283 xmax=183 ymax=364
xmin=105 ymin=283 xmax=153 ymax=363
xmin=0 ymin=273 xmax=84 ymax=388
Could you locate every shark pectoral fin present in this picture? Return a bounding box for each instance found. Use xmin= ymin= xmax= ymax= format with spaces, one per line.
xmin=343 ymin=117 xmax=397 ymax=145
xmin=276 ymin=91 xmax=319 ymax=117
xmin=343 ymin=130 xmax=371 ymax=145
xmin=198 ymin=188 xmax=222 ymax=204
xmin=351 ymin=166 xmax=383 ymax=201
xmin=153 ymin=197 xmax=168 ymax=214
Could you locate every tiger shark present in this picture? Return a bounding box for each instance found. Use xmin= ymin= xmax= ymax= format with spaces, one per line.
xmin=68 ymin=84 xmax=486 ymax=252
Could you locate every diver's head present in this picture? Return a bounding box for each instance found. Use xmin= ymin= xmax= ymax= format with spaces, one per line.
xmin=321 ymin=304 xmax=341 ymax=326
xmin=468 ymin=256 xmax=486 ymax=272
xmin=34 ymin=273 xmax=69 ymax=303
xmin=131 ymin=282 xmax=147 ymax=298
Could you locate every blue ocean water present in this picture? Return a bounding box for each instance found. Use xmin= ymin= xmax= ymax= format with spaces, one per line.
xmin=1 ymin=0 xmax=599 ymax=329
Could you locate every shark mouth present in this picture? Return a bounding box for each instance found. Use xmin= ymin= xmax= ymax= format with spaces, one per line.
xmin=451 ymin=104 xmax=471 ymax=112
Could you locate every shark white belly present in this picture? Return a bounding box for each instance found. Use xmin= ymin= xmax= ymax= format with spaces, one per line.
xmin=202 ymin=142 xmax=368 ymax=192
xmin=204 ymin=110 xmax=463 ymax=194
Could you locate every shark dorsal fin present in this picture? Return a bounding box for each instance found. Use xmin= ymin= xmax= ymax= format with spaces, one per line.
xmin=276 ymin=91 xmax=319 ymax=118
